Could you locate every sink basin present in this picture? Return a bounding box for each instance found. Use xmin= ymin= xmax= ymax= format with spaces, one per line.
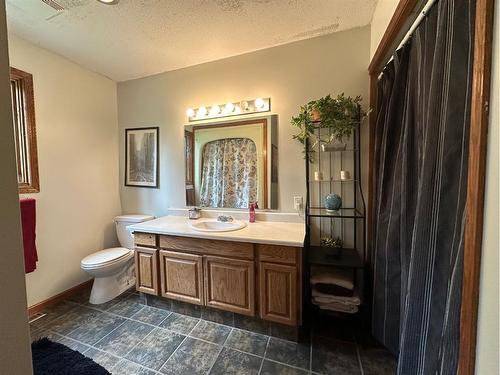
xmin=189 ymin=219 xmax=247 ymax=232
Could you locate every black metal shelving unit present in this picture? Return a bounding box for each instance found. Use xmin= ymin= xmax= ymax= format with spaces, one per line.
xmin=304 ymin=106 xmax=366 ymax=318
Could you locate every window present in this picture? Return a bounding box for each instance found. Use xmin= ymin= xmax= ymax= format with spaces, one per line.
xmin=10 ymin=67 xmax=39 ymax=193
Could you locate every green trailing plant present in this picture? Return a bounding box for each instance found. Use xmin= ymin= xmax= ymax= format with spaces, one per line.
xmin=321 ymin=237 xmax=343 ymax=249
xmin=291 ymin=93 xmax=367 ymax=160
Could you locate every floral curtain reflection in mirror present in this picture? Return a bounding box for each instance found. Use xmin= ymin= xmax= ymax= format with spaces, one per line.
xmin=185 ymin=116 xmax=278 ymax=209
xmin=200 ymin=138 xmax=257 ymax=208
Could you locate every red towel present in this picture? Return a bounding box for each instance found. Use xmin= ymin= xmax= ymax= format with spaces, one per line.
xmin=20 ymin=198 xmax=38 ymax=273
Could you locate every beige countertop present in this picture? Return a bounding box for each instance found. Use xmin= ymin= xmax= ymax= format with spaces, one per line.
xmin=127 ymin=215 xmax=305 ymax=247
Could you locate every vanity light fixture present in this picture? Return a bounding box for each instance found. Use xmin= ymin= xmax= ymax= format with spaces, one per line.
xmin=210 ymin=104 xmax=220 ymax=115
xmin=240 ymin=100 xmax=249 ymax=111
xmin=186 ymin=97 xmax=270 ymax=122
xmin=225 ymin=102 xmax=235 ymax=113
xmin=254 ymin=97 xmax=265 ymax=109
xmin=197 ymin=106 xmax=208 ymax=117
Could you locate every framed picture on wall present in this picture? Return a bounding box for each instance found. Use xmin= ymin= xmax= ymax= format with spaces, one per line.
xmin=125 ymin=127 xmax=159 ymax=188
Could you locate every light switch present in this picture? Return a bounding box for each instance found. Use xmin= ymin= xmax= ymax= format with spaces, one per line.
xmin=293 ymin=196 xmax=303 ymax=211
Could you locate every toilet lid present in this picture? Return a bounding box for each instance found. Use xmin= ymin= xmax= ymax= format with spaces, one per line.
xmin=81 ymin=247 xmax=132 ymax=268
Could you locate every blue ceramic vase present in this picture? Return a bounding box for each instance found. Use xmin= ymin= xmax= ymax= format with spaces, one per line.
xmin=324 ymin=193 xmax=342 ymax=211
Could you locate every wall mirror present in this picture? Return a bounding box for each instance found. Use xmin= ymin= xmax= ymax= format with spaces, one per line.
xmin=184 ymin=116 xmax=278 ymax=209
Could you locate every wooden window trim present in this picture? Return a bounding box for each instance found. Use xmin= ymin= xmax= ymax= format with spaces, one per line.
xmin=10 ymin=67 xmax=39 ymax=194
xmin=367 ymin=1 xmax=495 ymax=374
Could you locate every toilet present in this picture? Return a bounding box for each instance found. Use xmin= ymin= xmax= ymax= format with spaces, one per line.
xmin=81 ymin=214 xmax=154 ymax=304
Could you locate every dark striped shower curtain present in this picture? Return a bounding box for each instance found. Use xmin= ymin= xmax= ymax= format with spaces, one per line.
xmin=371 ymin=0 xmax=475 ymax=374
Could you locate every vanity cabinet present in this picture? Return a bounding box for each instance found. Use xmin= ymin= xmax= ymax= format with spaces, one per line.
xmin=257 ymin=244 xmax=301 ymax=325
xmin=159 ymin=250 xmax=204 ymax=305
xmin=134 ymin=233 xmax=302 ymax=326
xmin=204 ymin=256 xmax=255 ymax=316
xmin=259 ymin=262 xmax=297 ymax=325
xmin=134 ymin=233 xmax=157 ymax=247
xmin=135 ymin=247 xmax=159 ymax=295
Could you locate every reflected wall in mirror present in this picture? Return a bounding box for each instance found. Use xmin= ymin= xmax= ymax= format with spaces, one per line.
xmin=185 ymin=116 xmax=277 ymax=209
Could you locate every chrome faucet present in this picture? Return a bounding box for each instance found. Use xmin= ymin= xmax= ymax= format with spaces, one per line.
xmin=217 ymin=215 xmax=234 ymax=222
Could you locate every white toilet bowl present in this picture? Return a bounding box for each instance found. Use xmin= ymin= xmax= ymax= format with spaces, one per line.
xmin=81 ymin=214 xmax=154 ymax=304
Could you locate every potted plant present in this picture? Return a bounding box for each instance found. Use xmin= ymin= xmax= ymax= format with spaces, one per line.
xmin=321 ymin=236 xmax=343 ymax=258
xmin=291 ymin=93 xmax=367 ymax=160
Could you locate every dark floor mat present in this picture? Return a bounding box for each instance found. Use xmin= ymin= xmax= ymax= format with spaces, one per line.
xmin=32 ymin=338 xmax=110 ymax=375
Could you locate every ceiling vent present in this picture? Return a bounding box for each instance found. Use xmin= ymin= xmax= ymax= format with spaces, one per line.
xmin=6 ymin=0 xmax=65 ymax=21
xmin=41 ymin=0 xmax=65 ymax=12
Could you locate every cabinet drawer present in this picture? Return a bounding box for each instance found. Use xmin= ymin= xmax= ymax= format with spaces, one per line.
xmin=160 ymin=235 xmax=254 ymax=259
xmin=134 ymin=232 xmax=157 ymax=247
xmin=257 ymin=244 xmax=299 ymax=265
xmin=135 ymin=247 xmax=159 ymax=295
xmin=159 ymin=250 xmax=204 ymax=305
xmin=204 ymin=256 xmax=255 ymax=316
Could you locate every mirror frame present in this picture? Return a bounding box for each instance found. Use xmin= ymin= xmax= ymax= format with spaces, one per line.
xmin=185 ymin=116 xmax=276 ymax=209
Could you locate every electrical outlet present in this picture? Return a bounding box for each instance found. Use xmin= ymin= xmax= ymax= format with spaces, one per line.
xmin=293 ymin=196 xmax=303 ymax=211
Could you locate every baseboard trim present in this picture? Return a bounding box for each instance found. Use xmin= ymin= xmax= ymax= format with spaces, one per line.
xmin=28 ymin=279 xmax=93 ymax=318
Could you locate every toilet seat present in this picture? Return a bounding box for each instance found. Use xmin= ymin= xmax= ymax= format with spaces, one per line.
xmin=81 ymin=247 xmax=133 ymax=270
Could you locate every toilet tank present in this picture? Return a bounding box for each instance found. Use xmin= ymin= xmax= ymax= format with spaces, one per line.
xmin=115 ymin=214 xmax=155 ymax=249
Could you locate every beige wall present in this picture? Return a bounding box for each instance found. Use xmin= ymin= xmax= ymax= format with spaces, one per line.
xmin=475 ymin=1 xmax=500 ymax=373
xmin=117 ymin=26 xmax=370 ymax=215
xmin=370 ymin=0 xmax=399 ymax=58
xmin=0 ymin=3 xmax=33 ymax=374
xmin=8 ymin=35 xmax=122 ymax=307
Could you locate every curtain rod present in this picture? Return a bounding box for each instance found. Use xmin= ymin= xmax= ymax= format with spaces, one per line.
xmin=397 ymin=0 xmax=438 ymax=49
xmin=378 ymin=0 xmax=438 ymax=78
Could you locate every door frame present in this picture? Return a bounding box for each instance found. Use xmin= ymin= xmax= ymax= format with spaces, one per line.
xmin=367 ymin=0 xmax=495 ymax=374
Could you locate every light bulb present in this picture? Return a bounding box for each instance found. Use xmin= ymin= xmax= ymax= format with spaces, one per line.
xmin=197 ymin=106 xmax=207 ymax=117
xmin=210 ymin=104 xmax=220 ymax=115
xmin=186 ymin=108 xmax=195 ymax=117
xmin=254 ymin=98 xmax=265 ymax=109
xmin=225 ymin=102 xmax=235 ymax=113
xmin=240 ymin=100 xmax=249 ymax=111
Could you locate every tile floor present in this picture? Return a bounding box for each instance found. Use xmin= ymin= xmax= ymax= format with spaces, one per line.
xmin=30 ymin=289 xmax=396 ymax=375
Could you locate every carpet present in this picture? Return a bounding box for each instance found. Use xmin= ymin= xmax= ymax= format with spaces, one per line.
xmin=32 ymin=338 xmax=110 ymax=375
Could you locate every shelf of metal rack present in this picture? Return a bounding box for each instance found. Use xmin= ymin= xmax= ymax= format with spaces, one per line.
xmin=307 ymin=207 xmax=365 ymax=219
xmin=308 ymin=246 xmax=364 ymax=268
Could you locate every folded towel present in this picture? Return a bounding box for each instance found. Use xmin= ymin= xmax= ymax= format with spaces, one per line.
xmin=313 ymin=283 xmax=354 ymax=297
xmin=310 ymin=266 xmax=354 ymax=291
xmin=313 ymin=296 xmax=361 ymax=306
xmin=312 ymin=300 xmax=359 ymax=314
xmin=20 ymin=198 xmax=38 ymax=273
xmin=312 ymin=287 xmax=361 ymax=305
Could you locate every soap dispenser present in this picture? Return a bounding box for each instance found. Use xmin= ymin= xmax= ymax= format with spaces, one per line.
xmin=249 ymin=202 xmax=258 ymax=223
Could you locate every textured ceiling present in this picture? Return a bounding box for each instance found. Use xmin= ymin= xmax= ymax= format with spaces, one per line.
xmin=6 ymin=0 xmax=377 ymax=81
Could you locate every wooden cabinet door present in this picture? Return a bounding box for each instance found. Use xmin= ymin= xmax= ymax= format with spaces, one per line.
xmin=159 ymin=250 xmax=204 ymax=305
xmin=135 ymin=247 xmax=158 ymax=295
xmin=204 ymin=256 xmax=255 ymax=316
xmin=259 ymin=262 xmax=297 ymax=325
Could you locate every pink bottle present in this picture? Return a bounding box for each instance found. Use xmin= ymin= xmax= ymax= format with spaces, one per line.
xmin=249 ymin=202 xmax=258 ymax=223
